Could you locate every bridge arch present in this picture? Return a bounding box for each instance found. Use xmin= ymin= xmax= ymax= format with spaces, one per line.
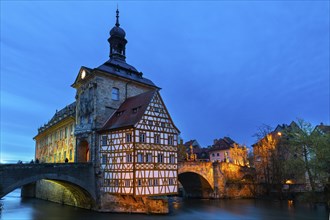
xmin=178 ymin=172 xmax=214 ymax=198
xmin=0 ymin=163 xmax=96 ymax=209
xmin=178 ymin=162 xmax=215 ymax=198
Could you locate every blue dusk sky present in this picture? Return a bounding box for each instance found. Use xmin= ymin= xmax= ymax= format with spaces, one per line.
xmin=1 ymin=1 xmax=329 ymax=163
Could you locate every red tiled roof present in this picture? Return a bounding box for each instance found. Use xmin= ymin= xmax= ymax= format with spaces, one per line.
xmin=101 ymin=90 xmax=156 ymax=131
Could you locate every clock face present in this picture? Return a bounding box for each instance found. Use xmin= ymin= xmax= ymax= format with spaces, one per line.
xmin=81 ymin=70 xmax=86 ymax=79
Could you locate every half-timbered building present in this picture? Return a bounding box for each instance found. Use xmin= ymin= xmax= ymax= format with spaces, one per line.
xmin=99 ymin=90 xmax=179 ymax=196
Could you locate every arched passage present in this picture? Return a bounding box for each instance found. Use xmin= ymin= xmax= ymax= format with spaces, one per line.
xmin=77 ymin=140 xmax=90 ymax=162
xmin=178 ymin=172 xmax=214 ymax=198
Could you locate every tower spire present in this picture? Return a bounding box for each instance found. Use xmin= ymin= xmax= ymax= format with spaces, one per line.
xmin=115 ymin=7 xmax=120 ymax=27
xmin=108 ymin=8 xmax=127 ymax=61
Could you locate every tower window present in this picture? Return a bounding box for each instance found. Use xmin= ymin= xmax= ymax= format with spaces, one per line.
xmin=112 ymin=87 xmax=119 ymax=101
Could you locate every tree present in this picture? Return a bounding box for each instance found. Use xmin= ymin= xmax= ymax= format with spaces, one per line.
xmin=283 ymin=119 xmax=330 ymax=193
xmin=253 ymin=123 xmax=292 ymax=195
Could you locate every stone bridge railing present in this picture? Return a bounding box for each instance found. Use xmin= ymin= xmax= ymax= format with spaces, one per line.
xmin=0 ymin=163 xmax=96 ymax=199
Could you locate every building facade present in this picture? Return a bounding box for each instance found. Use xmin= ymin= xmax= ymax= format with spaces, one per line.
xmin=209 ymin=137 xmax=248 ymax=166
xmin=33 ymin=9 xmax=179 ymax=213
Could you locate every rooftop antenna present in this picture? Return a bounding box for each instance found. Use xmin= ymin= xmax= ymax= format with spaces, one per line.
xmin=116 ymin=5 xmax=120 ymax=27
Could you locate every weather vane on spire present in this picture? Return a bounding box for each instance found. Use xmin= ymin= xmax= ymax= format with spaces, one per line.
xmin=115 ymin=6 xmax=120 ymax=27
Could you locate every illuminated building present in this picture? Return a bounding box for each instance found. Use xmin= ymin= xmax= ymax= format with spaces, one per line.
xmin=33 ymin=9 xmax=179 ymax=212
xmin=209 ymin=137 xmax=248 ymax=166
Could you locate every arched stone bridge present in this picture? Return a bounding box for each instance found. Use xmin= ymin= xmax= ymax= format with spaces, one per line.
xmin=0 ymin=163 xmax=96 ymax=208
xmin=178 ymin=161 xmax=255 ymax=198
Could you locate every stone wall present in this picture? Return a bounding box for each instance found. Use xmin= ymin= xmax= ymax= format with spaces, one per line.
xmin=99 ymin=193 xmax=169 ymax=214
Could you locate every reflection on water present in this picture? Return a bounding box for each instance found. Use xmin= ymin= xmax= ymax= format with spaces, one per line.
xmin=0 ymin=189 xmax=328 ymax=220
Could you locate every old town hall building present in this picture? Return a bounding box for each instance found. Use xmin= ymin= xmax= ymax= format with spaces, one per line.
xmin=34 ymin=9 xmax=179 ymax=212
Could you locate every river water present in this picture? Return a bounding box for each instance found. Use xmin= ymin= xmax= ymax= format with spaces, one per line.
xmin=0 ymin=189 xmax=328 ymax=220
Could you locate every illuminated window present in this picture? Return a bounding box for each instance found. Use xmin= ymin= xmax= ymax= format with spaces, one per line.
xmin=69 ymin=149 xmax=72 ymax=160
xmin=111 ymin=87 xmax=119 ymax=100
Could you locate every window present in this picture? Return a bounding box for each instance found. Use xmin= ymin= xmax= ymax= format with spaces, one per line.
xmin=59 ymin=153 xmax=62 ymax=161
xmin=54 ymin=154 xmax=57 ymax=163
xmin=154 ymin=134 xmax=160 ymax=144
xmin=104 ymin=179 xmax=110 ymax=186
xmin=139 ymin=133 xmax=145 ymax=143
xmin=126 ymin=133 xmax=132 ymax=143
xmin=70 ymin=124 xmax=74 ymax=135
xmin=154 ymin=107 xmax=160 ymax=113
xmin=137 ymin=179 xmax=142 ymax=186
xmin=217 ymin=153 xmax=220 ymax=156
xmin=148 ymin=120 xmax=153 ymax=126
xmin=168 ymin=136 xmax=173 ymax=145
xmin=157 ymin=153 xmax=163 ymax=163
xmin=169 ymin=154 xmax=175 ymax=164
xmin=212 ymin=153 xmax=215 ymax=157
xmin=114 ymin=179 xmax=119 ymax=187
xmin=112 ymin=87 xmax=119 ymax=100
xmin=64 ymin=151 xmax=67 ymax=160
xmin=161 ymin=122 xmax=165 ymax=128
xmin=65 ymin=127 xmax=68 ymax=138
xmin=125 ymin=180 xmax=130 ymax=187
xmin=154 ymin=179 xmax=158 ymax=186
xmin=137 ymin=153 xmax=144 ymax=163
xmin=102 ymin=154 xmax=107 ymax=164
xmin=69 ymin=149 xmax=72 ymax=160
xmin=126 ymin=153 xmax=133 ymax=163
xmin=102 ymin=135 xmax=107 ymax=146
xmin=169 ymin=178 xmax=175 ymax=185
xmin=148 ymin=179 xmax=153 ymax=186
xmin=146 ymin=153 xmax=153 ymax=163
